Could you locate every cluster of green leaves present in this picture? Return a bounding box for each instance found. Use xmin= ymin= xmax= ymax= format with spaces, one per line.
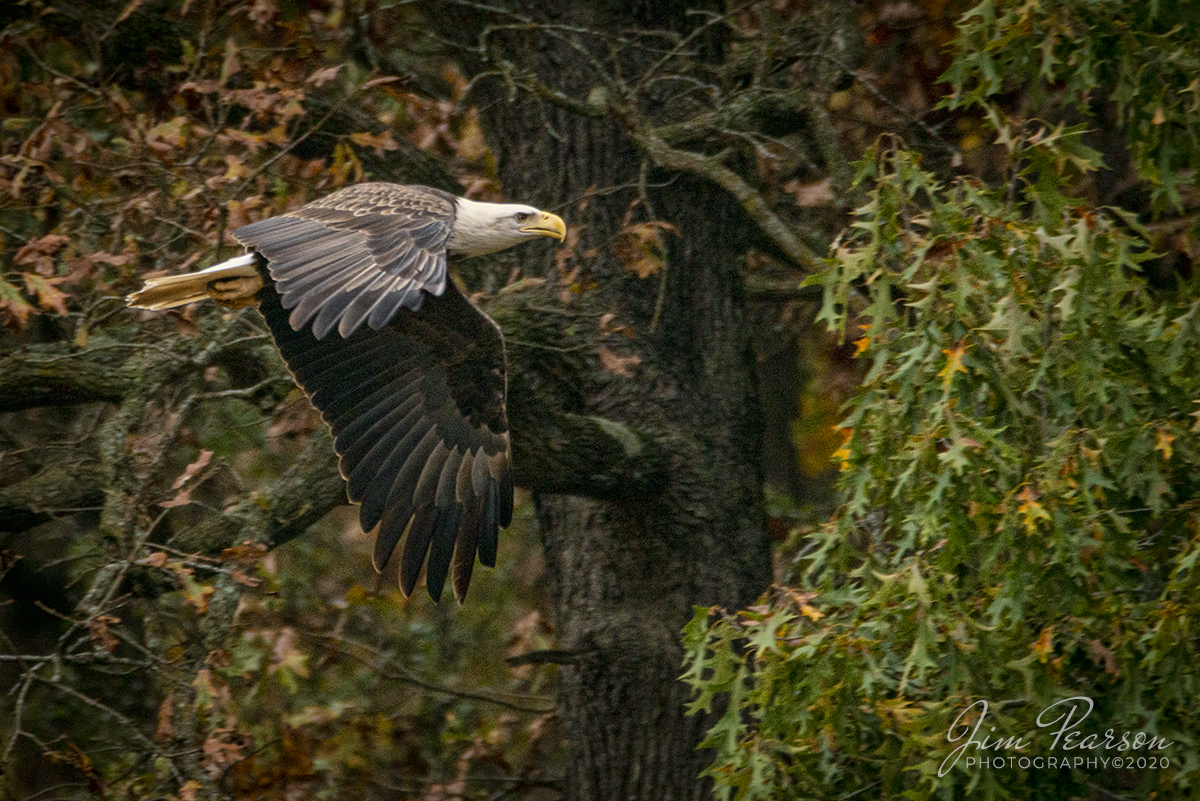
xmin=684 ymin=2 xmax=1200 ymax=799
xmin=942 ymin=0 xmax=1200 ymax=211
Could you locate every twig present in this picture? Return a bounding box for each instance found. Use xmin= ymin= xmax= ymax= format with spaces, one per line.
xmin=626 ymin=110 xmax=821 ymax=272
xmin=314 ymin=630 xmax=556 ymax=714
xmin=32 ymin=674 xmax=184 ymax=783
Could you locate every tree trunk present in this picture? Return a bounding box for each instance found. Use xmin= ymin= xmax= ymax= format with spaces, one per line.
xmin=444 ymin=2 xmax=774 ymax=797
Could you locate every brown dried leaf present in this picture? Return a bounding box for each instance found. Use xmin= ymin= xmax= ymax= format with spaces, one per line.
xmin=361 ymin=75 xmax=402 ymax=90
xmin=44 ymin=744 xmax=106 ymax=797
xmin=269 ymin=626 xmax=309 ymax=677
xmin=246 ymin=0 xmax=277 ymax=30
xmin=229 ymin=570 xmax=261 ymax=587
xmin=155 ymin=693 xmax=175 ymax=742
xmin=89 ymin=250 xmax=133 ymax=267
xmin=454 ymin=108 xmax=488 ymax=163
xmin=142 ymin=551 xmax=170 ymax=568
xmin=222 ymin=154 xmax=248 ymax=181
xmin=15 ymin=234 xmax=70 ymax=275
xmin=179 ymin=781 xmax=201 ymax=801
xmin=21 ymin=273 xmax=70 ymax=315
xmin=613 ymin=221 xmax=677 ymax=279
xmin=598 ymin=346 xmax=641 ymax=377
xmin=220 ymin=37 xmax=242 ymax=84
xmin=171 ymin=449 xmax=213 ymax=490
xmin=145 ymin=117 xmax=188 ymax=155
xmin=0 ymin=277 xmax=36 ymax=327
xmin=307 ymin=63 xmax=345 ymax=87
xmin=783 ymin=177 xmax=836 ymax=207
xmin=349 ymin=130 xmax=399 ymax=156
xmin=201 ymin=728 xmax=245 ymax=774
xmin=88 ymin=614 xmax=120 ymax=653
xmin=598 ymin=312 xmax=635 ymax=338
xmin=498 ymin=276 xmax=546 ymax=296
xmin=222 ymin=541 xmax=269 ymax=563
xmin=14 ymin=234 xmax=70 ymax=264
xmin=159 ymin=487 xmax=192 ymax=508
xmin=180 ymin=573 xmax=215 ymax=614
xmin=1088 ymin=639 xmax=1119 ymax=677
xmin=115 ymin=0 xmax=145 ymax=24
xmin=267 ymin=392 xmax=321 ymax=438
xmin=552 ymin=224 xmax=581 ymax=274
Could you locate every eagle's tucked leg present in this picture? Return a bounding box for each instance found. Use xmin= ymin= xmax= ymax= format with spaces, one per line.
xmin=210 ymin=275 xmax=264 ymax=307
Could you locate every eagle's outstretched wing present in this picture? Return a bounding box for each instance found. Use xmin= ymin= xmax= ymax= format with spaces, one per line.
xmin=235 ymin=183 xmax=456 ymax=339
xmin=258 ymin=279 xmax=513 ymax=602
xmin=128 ymin=181 xmax=567 ymax=600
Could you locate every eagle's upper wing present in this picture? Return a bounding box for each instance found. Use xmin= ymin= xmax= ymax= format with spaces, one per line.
xmin=234 ymin=183 xmax=456 ymax=339
xmin=258 ymin=280 xmax=514 ymax=602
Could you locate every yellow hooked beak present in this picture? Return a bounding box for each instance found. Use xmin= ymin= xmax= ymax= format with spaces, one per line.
xmin=520 ymin=211 xmax=567 ymax=242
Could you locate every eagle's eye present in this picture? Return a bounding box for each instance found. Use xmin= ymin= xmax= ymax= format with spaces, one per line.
xmin=515 ymin=212 xmax=531 ymax=223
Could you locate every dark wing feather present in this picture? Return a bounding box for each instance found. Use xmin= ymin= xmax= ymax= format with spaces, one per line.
xmin=235 ymin=184 xmax=456 ymax=338
xmin=257 ymin=279 xmax=511 ymax=603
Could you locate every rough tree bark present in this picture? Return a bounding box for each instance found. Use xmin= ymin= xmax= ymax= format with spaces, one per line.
xmin=439 ymin=2 xmax=776 ymax=797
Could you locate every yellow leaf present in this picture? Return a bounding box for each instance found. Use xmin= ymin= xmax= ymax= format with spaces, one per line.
xmin=1155 ymin=428 xmax=1174 ymax=461
xmin=937 ymin=342 xmax=970 ymax=389
xmin=1032 ymin=625 xmax=1054 ymax=661
xmin=1016 ymin=484 xmax=1050 ymax=534
xmin=222 ymin=154 xmax=248 ymax=181
xmin=832 ymin=447 xmax=852 ymax=471
xmin=853 ymin=336 xmax=870 ymax=355
xmin=800 ymin=604 xmax=824 ymax=621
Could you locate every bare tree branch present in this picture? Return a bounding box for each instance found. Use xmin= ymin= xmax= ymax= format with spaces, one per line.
xmin=0 ymin=459 xmax=105 ymax=533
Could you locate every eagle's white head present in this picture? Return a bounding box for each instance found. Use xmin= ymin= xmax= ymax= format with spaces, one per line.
xmin=448 ymin=197 xmax=567 ymax=257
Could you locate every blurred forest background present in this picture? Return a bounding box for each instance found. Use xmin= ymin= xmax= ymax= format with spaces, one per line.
xmin=1 ymin=0 xmax=1199 ymax=800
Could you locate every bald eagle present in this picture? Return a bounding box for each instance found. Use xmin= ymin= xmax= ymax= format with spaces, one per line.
xmin=128 ymin=183 xmax=566 ymax=602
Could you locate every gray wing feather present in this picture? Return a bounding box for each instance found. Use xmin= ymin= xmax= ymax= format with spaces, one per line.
xmin=234 ymin=183 xmax=456 ymax=337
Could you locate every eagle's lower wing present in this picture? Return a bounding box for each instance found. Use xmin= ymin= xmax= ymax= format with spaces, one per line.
xmin=235 ymin=184 xmax=455 ymax=339
xmin=258 ymin=281 xmax=513 ymax=602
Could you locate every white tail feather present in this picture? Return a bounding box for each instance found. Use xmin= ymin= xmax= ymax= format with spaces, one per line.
xmin=127 ymin=254 xmax=260 ymax=310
